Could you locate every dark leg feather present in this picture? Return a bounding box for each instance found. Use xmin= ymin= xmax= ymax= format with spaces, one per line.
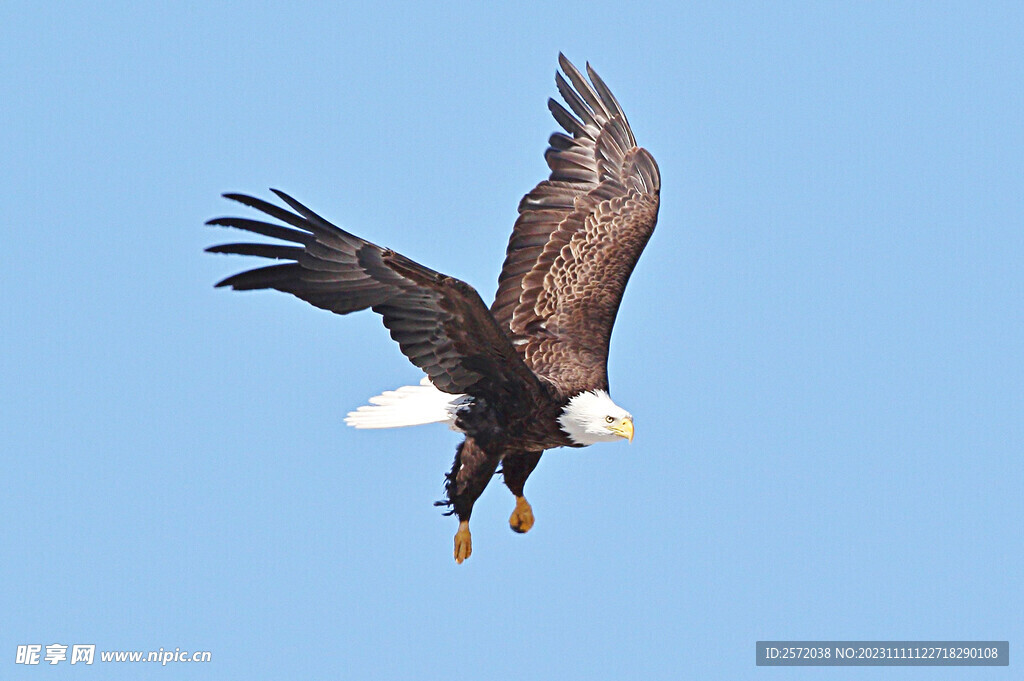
xmin=436 ymin=437 xmax=502 ymax=521
xmin=501 ymin=451 xmax=543 ymax=498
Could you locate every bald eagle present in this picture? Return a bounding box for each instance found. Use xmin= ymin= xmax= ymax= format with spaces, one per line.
xmin=207 ymin=55 xmax=661 ymax=563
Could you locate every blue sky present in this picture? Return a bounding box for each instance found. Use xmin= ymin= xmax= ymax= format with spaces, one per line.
xmin=1 ymin=1 xmax=1021 ymax=679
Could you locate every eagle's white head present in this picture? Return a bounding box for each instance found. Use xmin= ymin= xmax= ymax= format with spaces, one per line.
xmin=558 ymin=390 xmax=634 ymax=446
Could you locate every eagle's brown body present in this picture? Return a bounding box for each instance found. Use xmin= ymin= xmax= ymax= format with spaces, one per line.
xmin=207 ymin=55 xmax=661 ymax=562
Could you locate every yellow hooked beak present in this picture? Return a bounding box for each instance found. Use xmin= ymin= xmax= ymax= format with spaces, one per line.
xmin=610 ymin=417 xmax=634 ymax=443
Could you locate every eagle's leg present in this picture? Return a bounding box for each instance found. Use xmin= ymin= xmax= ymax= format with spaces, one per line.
xmin=454 ymin=520 xmax=472 ymax=564
xmin=501 ymin=451 xmax=543 ymax=534
xmin=439 ymin=437 xmax=502 ymax=564
xmin=508 ymin=496 xmax=534 ymax=534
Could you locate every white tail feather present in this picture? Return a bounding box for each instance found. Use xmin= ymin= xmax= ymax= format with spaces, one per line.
xmin=344 ymin=377 xmax=468 ymax=429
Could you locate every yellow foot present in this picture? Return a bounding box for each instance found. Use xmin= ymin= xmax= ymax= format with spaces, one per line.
xmin=509 ymin=496 xmax=535 ymax=534
xmin=454 ymin=520 xmax=472 ymax=564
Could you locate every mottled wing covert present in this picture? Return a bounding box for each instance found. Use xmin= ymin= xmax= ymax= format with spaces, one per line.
xmin=491 ymin=54 xmax=661 ymax=395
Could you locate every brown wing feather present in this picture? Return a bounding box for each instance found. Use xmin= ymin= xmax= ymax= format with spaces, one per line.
xmin=490 ymin=55 xmax=661 ymax=395
xmin=207 ymin=190 xmax=544 ymax=402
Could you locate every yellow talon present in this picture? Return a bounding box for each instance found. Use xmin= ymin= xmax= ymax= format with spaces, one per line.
xmin=454 ymin=520 xmax=472 ymax=564
xmin=509 ymin=496 xmax=535 ymax=534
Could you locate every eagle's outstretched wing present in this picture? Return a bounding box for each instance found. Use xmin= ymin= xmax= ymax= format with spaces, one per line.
xmin=490 ymin=55 xmax=661 ymax=396
xmin=207 ymin=190 xmax=543 ymax=402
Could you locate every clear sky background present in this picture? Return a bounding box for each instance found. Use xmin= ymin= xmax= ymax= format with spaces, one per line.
xmin=1 ymin=2 xmax=1021 ymax=680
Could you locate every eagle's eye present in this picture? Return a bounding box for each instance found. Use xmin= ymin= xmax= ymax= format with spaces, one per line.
xmin=605 ymin=415 xmax=615 ymax=423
